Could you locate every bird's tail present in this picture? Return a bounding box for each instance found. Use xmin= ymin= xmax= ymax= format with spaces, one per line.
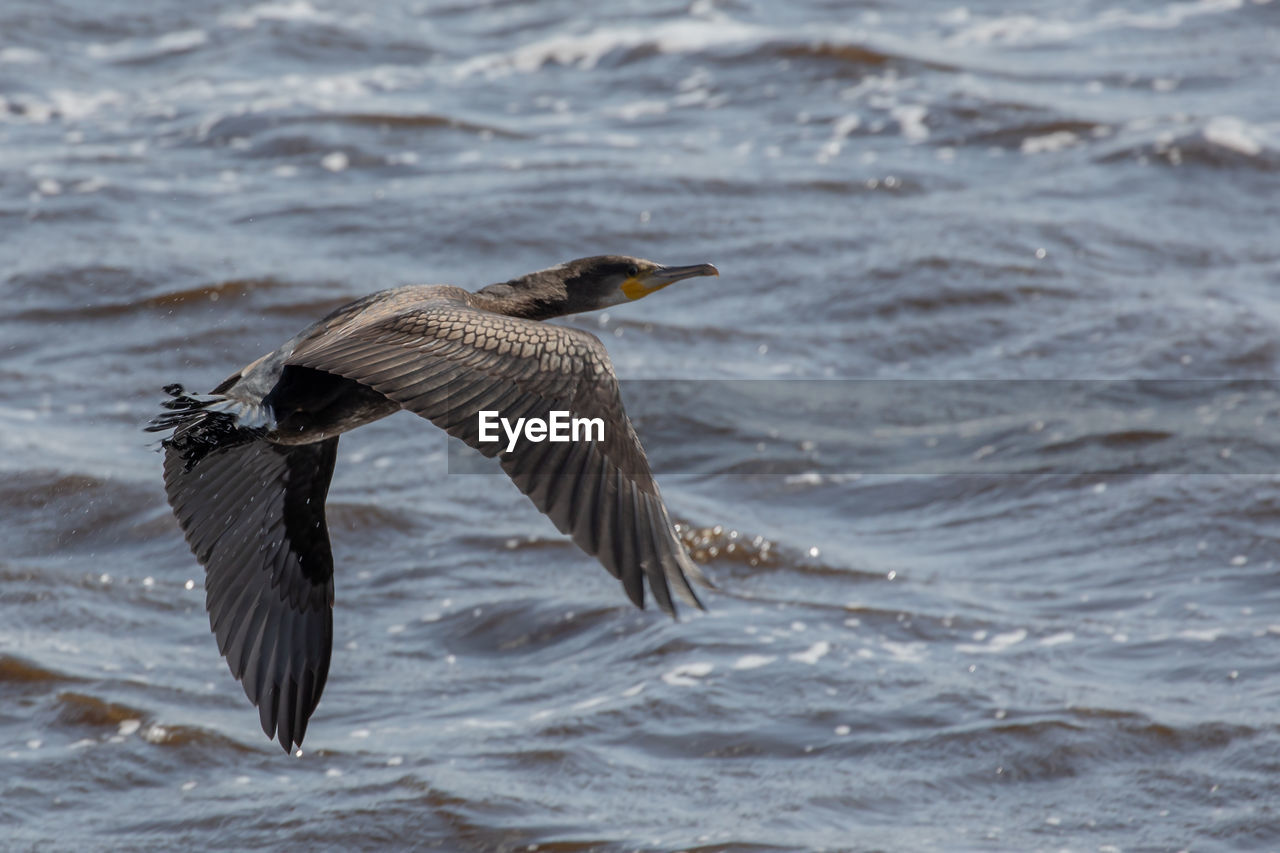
xmin=145 ymin=384 xmax=269 ymax=470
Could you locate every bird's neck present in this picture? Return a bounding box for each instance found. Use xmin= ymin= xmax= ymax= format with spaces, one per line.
xmin=471 ymin=273 xmax=571 ymax=320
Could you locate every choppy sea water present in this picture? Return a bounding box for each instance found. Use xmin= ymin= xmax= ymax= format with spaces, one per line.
xmin=3 ymin=0 xmax=1279 ymax=850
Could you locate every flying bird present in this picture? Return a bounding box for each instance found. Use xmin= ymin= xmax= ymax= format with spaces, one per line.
xmin=148 ymin=256 xmax=718 ymax=751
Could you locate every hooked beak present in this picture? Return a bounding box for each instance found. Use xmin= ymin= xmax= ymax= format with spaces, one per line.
xmin=621 ymin=262 xmax=719 ymax=301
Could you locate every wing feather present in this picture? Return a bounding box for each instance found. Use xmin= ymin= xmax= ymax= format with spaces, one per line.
xmin=289 ymin=299 xmax=703 ymax=614
xmin=162 ymin=435 xmax=338 ymax=750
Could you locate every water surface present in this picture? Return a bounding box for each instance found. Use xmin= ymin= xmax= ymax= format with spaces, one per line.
xmin=3 ymin=0 xmax=1279 ymax=850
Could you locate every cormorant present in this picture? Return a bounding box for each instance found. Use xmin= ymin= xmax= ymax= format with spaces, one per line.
xmin=147 ymin=255 xmax=718 ymax=752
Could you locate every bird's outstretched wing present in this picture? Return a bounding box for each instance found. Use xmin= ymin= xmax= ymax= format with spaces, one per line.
xmin=158 ymin=399 xmax=337 ymax=752
xmin=288 ymin=297 xmax=707 ymax=614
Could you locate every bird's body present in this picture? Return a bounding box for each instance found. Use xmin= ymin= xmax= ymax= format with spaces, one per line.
xmin=148 ymin=256 xmax=717 ymax=751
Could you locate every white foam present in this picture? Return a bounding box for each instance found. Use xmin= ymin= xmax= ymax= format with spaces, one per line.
xmin=156 ymin=30 xmax=210 ymax=53
xmin=732 ymin=654 xmax=776 ymax=670
xmin=0 ymin=47 xmax=44 ymax=64
xmin=1179 ymin=628 xmax=1224 ymax=642
xmin=1021 ymin=131 xmax=1079 ymax=154
xmin=817 ymin=114 xmax=862 ymax=161
xmin=87 ymin=29 xmax=207 ymax=62
xmin=48 ymin=88 xmax=126 ymax=122
xmin=948 ymin=1 xmax=1248 ymax=47
xmin=572 ymin=695 xmax=609 ymax=711
xmin=221 ymin=0 xmax=325 ymax=29
xmin=789 ymin=641 xmax=831 ymax=665
xmin=456 ymin=19 xmax=763 ymax=78
xmin=461 ymin=718 xmax=513 ymax=729
xmin=1204 ymin=116 xmax=1266 ymax=156
xmin=73 ymin=176 xmax=108 ymax=194
xmin=957 ymin=628 xmax=1027 ymax=654
xmin=1038 ymin=631 xmax=1075 ymax=646
xmin=881 ymin=641 xmax=925 ymax=662
xmin=662 ymin=662 xmax=714 ymax=686
xmin=892 ymin=105 xmax=929 ymax=142
xmin=949 ymin=14 xmax=1057 ymax=45
xmin=611 ymin=100 xmax=669 ymax=121
xmin=321 ymin=151 xmax=350 ymax=172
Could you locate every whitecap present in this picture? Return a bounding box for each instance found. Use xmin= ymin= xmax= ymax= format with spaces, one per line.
xmin=1204 ymin=116 xmax=1266 ymax=156
xmin=957 ymin=628 xmax=1027 ymax=654
xmin=662 ymin=662 xmax=714 ymax=686
xmin=1178 ymin=628 xmax=1224 ymax=642
xmin=891 ymin=105 xmax=928 ymax=142
xmin=881 ymin=641 xmax=925 ymax=662
xmin=456 ymin=19 xmax=763 ymax=78
xmin=572 ymin=695 xmax=610 ymax=711
xmin=221 ymin=0 xmax=326 ymax=29
xmin=321 ymin=151 xmax=350 ymax=172
xmin=1038 ymin=631 xmax=1075 ymax=647
xmin=610 ymin=100 xmax=669 ymax=121
xmin=461 ymin=718 xmax=514 ymax=729
xmin=1021 ymin=131 xmax=1079 ymax=154
xmin=789 ymin=641 xmax=831 ymax=665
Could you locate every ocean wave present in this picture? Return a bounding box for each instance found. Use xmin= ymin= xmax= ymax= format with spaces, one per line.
xmin=1096 ymin=116 xmax=1280 ymax=170
xmin=454 ymin=18 xmax=767 ymax=77
xmin=0 ymin=655 xmax=81 ymax=685
xmin=943 ymin=0 xmax=1259 ymax=48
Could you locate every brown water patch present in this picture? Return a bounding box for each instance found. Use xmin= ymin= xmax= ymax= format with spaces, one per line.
xmin=0 ymin=655 xmax=80 ymax=684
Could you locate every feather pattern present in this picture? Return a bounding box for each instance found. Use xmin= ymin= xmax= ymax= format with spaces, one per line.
xmin=149 ymin=255 xmax=716 ymax=752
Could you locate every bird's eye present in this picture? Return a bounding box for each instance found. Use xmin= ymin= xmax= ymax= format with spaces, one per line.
xmin=626 ymin=264 xmax=639 ymax=277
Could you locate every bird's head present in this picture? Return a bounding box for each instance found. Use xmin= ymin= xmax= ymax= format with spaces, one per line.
xmin=482 ymin=255 xmax=718 ymax=319
xmin=572 ymin=255 xmax=720 ymax=310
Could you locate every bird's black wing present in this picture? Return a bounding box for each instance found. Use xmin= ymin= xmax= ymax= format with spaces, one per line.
xmin=288 ymin=297 xmax=707 ymax=615
xmin=160 ymin=413 xmax=337 ymax=752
